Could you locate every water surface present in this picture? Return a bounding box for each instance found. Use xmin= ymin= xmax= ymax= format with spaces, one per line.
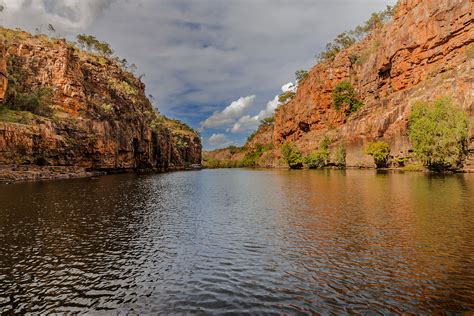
xmin=1 ymin=169 xmax=473 ymax=314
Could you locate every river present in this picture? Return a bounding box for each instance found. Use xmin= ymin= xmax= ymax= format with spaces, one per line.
xmin=1 ymin=169 xmax=473 ymax=314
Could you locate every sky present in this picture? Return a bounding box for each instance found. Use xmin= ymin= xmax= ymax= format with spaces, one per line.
xmin=0 ymin=0 xmax=396 ymax=149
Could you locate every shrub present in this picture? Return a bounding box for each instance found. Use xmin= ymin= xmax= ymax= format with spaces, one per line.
xmin=278 ymin=91 xmax=296 ymax=104
xmin=332 ymin=81 xmax=363 ymax=114
xmin=304 ymin=150 xmax=329 ymax=169
xmin=260 ymin=117 xmax=275 ymax=126
xmin=295 ymin=70 xmax=308 ymax=83
xmin=241 ymin=144 xmax=270 ymax=167
xmin=365 ymin=141 xmax=390 ymax=168
xmin=5 ymin=55 xmax=54 ymax=117
xmin=408 ymin=97 xmax=469 ymax=171
xmin=316 ymin=5 xmax=396 ymax=62
xmin=333 ymin=143 xmax=346 ymax=167
xmin=6 ymin=87 xmax=54 ymax=117
xmin=304 ymin=136 xmax=332 ymax=169
xmin=281 ymin=142 xmax=303 ymax=169
xmin=34 ymin=154 xmax=49 ymax=166
xmin=76 ymin=34 xmax=114 ymax=57
xmin=108 ymin=78 xmax=137 ymax=97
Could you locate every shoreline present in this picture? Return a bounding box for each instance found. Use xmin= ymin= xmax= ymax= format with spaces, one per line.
xmin=0 ymin=164 xmax=202 ymax=184
xmin=2 ymin=163 xmax=471 ymax=184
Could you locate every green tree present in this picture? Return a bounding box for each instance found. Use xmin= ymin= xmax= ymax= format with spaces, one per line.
xmin=408 ymin=97 xmax=469 ymax=171
xmin=304 ymin=136 xmax=331 ymax=169
xmin=295 ymin=70 xmax=308 ymax=83
xmin=76 ymin=34 xmax=114 ymax=57
xmin=260 ymin=117 xmax=274 ymax=126
xmin=332 ymin=81 xmax=363 ymax=114
xmin=317 ymin=4 xmax=397 ymax=61
xmin=365 ymin=141 xmax=390 ymax=168
xmin=281 ymin=142 xmax=303 ymax=169
xmin=278 ymin=91 xmax=296 ymax=104
xmin=333 ymin=143 xmax=346 ymax=167
xmin=241 ymin=144 xmax=270 ymax=167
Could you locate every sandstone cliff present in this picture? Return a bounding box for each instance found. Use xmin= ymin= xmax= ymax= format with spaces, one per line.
xmin=208 ymin=0 xmax=474 ymax=171
xmin=0 ymin=28 xmax=201 ymax=181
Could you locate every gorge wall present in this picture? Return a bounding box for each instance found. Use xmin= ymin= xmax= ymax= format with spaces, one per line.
xmin=206 ymin=0 xmax=474 ymax=171
xmin=0 ymin=29 xmax=201 ymax=181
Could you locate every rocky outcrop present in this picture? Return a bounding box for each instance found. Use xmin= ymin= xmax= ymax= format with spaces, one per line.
xmin=235 ymin=0 xmax=473 ymax=170
xmin=0 ymin=29 xmax=201 ymax=181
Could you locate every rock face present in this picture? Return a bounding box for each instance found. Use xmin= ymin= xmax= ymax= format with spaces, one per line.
xmin=230 ymin=0 xmax=473 ymax=170
xmin=0 ymin=29 xmax=201 ymax=181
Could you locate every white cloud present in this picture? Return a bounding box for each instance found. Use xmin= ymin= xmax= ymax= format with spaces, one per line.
xmin=208 ymin=133 xmax=233 ymax=147
xmin=282 ymin=82 xmax=297 ymax=93
xmin=201 ymin=95 xmax=255 ymax=129
xmin=230 ymin=82 xmax=295 ymax=133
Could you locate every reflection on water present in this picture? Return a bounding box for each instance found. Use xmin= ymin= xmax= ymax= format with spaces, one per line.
xmin=0 ymin=169 xmax=473 ymax=314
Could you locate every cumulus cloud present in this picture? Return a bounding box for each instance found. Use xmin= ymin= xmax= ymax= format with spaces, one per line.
xmin=230 ymin=82 xmax=295 ymax=133
xmin=208 ymin=133 xmax=234 ymax=148
xmin=201 ymin=95 xmax=255 ymax=129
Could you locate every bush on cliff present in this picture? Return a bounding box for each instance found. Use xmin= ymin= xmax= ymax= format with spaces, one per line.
xmin=304 ymin=136 xmax=331 ymax=169
xmin=76 ymin=34 xmax=114 ymax=57
xmin=332 ymin=81 xmax=363 ymax=115
xmin=6 ymin=87 xmax=54 ymax=117
xmin=317 ymin=4 xmax=397 ymax=62
xmin=295 ymin=70 xmax=309 ymax=83
xmin=365 ymin=141 xmax=390 ymax=168
xmin=281 ymin=142 xmax=303 ymax=169
xmin=333 ymin=143 xmax=346 ymax=167
xmin=278 ymin=91 xmax=296 ymax=104
xmin=4 ymin=55 xmax=54 ymax=117
xmin=242 ymin=144 xmax=268 ymax=167
xmin=408 ymin=97 xmax=469 ymax=171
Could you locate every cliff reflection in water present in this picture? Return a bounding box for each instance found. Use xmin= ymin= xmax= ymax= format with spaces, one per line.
xmin=0 ymin=170 xmax=473 ymax=314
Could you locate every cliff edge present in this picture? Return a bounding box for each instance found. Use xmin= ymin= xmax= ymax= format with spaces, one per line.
xmin=207 ymin=0 xmax=473 ymax=171
xmin=0 ymin=28 xmax=201 ymax=182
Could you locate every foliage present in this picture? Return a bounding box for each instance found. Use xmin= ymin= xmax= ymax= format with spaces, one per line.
xmin=408 ymin=97 xmax=469 ymax=171
xmin=332 ymin=81 xmax=363 ymax=114
xmin=317 ymin=4 xmax=397 ymax=62
xmin=295 ymin=70 xmax=309 ymax=83
xmin=319 ymin=32 xmax=356 ymax=61
xmin=278 ymin=91 xmax=296 ymax=104
xmin=6 ymin=87 xmax=54 ymax=117
xmin=5 ymin=55 xmax=53 ymax=117
xmin=108 ymin=78 xmax=137 ymax=97
xmin=333 ymin=143 xmax=346 ymax=167
xmin=0 ymin=107 xmax=35 ymax=124
xmin=247 ymin=116 xmax=275 ymax=144
xmin=281 ymin=142 xmax=303 ymax=169
xmin=76 ymin=34 xmax=114 ymax=57
xmin=241 ymin=144 xmax=271 ymax=167
xmin=260 ymin=116 xmax=275 ymax=126
xmin=400 ymin=163 xmax=424 ymax=172
xmin=304 ymin=136 xmax=331 ymax=169
xmin=304 ymin=150 xmax=329 ymax=169
xmin=365 ymin=141 xmax=390 ymax=168
xmin=34 ymin=154 xmax=49 ymax=166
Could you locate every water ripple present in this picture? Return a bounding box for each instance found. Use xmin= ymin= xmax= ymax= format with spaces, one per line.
xmin=1 ymin=170 xmax=474 ymax=314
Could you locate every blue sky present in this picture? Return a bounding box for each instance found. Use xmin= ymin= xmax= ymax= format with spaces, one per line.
xmin=1 ymin=0 xmax=396 ymax=149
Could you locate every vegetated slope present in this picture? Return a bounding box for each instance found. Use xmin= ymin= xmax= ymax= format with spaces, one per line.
xmin=0 ymin=28 xmax=201 ymax=181
xmin=208 ymin=0 xmax=474 ymax=171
